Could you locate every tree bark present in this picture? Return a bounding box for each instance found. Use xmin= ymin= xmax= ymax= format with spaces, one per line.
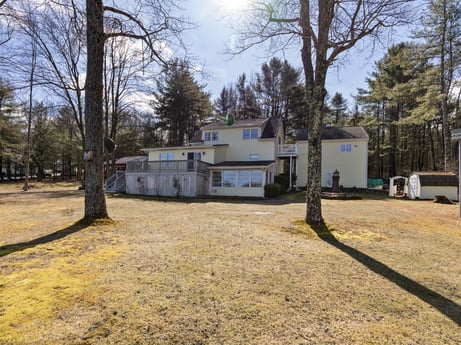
xmin=301 ymin=0 xmax=332 ymax=225
xmin=84 ymin=0 xmax=109 ymax=221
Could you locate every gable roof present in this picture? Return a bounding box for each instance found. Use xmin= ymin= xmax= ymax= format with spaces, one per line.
xmin=260 ymin=117 xmax=281 ymax=139
xmin=411 ymin=171 xmax=458 ymax=186
xmin=193 ymin=117 xmax=281 ymax=143
xmin=297 ymin=126 xmax=369 ymax=141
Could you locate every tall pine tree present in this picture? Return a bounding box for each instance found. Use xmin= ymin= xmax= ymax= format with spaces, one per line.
xmin=154 ymin=61 xmax=212 ymax=146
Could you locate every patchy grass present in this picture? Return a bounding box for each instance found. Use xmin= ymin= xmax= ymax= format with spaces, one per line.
xmin=0 ymin=182 xmax=460 ymax=344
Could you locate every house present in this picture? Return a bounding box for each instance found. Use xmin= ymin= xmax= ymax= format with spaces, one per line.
xmin=296 ymin=126 xmax=369 ymax=189
xmin=407 ymin=172 xmax=459 ymax=201
xmin=124 ymin=118 xmax=294 ymax=198
xmin=116 ymin=120 xmax=369 ymax=198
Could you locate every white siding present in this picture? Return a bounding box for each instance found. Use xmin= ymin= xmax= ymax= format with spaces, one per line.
xmin=420 ymin=186 xmax=458 ymax=200
xmin=126 ymin=172 xmax=209 ymax=197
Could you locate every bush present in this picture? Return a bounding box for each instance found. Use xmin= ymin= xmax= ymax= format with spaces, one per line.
xmin=274 ymin=174 xmax=290 ymax=192
xmin=264 ymin=183 xmax=282 ymax=198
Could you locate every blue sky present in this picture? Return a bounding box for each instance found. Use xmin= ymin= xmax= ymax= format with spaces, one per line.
xmin=183 ymin=0 xmax=418 ymax=107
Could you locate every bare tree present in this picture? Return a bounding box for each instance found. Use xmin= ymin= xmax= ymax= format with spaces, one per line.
xmin=103 ymin=35 xmax=141 ymax=177
xmin=84 ymin=0 xmax=187 ymax=221
xmin=0 ymin=0 xmax=13 ymax=46
xmin=7 ymin=0 xmax=86 ymax=144
xmin=234 ymin=0 xmax=414 ymax=225
xmin=23 ymin=38 xmax=37 ymax=192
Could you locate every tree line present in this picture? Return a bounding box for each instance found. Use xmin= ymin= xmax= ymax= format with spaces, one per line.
xmin=0 ymin=1 xmax=460 ymax=224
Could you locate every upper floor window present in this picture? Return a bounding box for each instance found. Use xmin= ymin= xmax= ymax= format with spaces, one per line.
xmin=340 ymin=144 xmax=352 ymax=153
xmin=243 ymin=128 xmax=258 ymax=140
xmin=204 ymin=131 xmax=219 ymax=142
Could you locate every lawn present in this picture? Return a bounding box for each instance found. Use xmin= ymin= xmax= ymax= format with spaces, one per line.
xmin=0 ymin=182 xmax=460 ymax=344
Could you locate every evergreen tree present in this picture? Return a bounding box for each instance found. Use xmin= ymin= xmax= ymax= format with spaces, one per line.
xmin=154 ymin=61 xmax=212 ymax=146
xmin=235 ymin=73 xmax=260 ymax=119
xmin=0 ymin=78 xmax=22 ymax=181
xmin=214 ymin=85 xmax=238 ymax=120
xmin=254 ymin=57 xmax=305 ymax=137
xmin=416 ymin=0 xmax=461 ymax=171
xmin=327 ymin=92 xmax=348 ymax=126
xmin=360 ymin=43 xmax=436 ymax=177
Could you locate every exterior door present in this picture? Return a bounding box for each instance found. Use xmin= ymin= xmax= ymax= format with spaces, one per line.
xmin=187 ymin=152 xmax=202 ymax=171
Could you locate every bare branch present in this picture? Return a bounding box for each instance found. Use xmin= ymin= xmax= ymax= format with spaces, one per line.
xmin=103 ymin=5 xmax=169 ymax=66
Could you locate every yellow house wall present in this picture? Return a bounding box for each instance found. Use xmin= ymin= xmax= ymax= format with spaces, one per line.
xmin=213 ymin=146 xmax=227 ymax=164
xmin=147 ymin=147 xmax=216 ymax=164
xmin=209 ymin=186 xmax=265 ymax=198
xmin=296 ymin=139 xmax=368 ymax=189
xmin=321 ymin=140 xmax=368 ymax=189
xmin=296 ymin=141 xmax=309 ymax=188
xmin=208 ymin=127 xmax=275 ymax=161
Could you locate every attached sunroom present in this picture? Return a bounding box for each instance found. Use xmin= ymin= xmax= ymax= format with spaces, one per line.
xmin=208 ymin=161 xmax=276 ymax=198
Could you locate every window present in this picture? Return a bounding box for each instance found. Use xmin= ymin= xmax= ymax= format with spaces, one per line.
xmin=159 ymin=152 xmax=174 ymax=169
xmin=204 ymin=131 xmax=219 ymax=142
xmin=250 ymin=171 xmax=263 ymax=187
xmin=160 ymin=152 xmax=174 ymax=160
xmin=187 ymin=152 xmax=202 ymax=160
xmin=212 ymin=171 xmax=222 ymax=187
xmin=238 ymin=171 xmax=250 ymax=187
xmin=223 ymin=171 xmax=236 ymax=187
xmin=243 ymin=128 xmax=258 ymax=140
xmin=249 ymin=154 xmax=259 ymax=161
xmin=340 ymin=144 xmax=352 ymax=152
xmin=213 ymin=170 xmax=263 ymax=188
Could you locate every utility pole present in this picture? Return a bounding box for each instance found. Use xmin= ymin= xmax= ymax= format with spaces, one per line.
xmin=452 ymin=129 xmax=461 ymax=218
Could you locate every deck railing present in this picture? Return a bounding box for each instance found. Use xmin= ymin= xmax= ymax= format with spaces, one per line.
xmin=127 ymin=160 xmax=210 ymax=174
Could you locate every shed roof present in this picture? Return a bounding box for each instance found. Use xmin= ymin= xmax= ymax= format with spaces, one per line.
xmin=115 ymin=156 xmax=147 ymax=165
xmin=297 ymin=126 xmax=369 ymax=141
xmin=411 ymin=172 xmax=458 ymax=186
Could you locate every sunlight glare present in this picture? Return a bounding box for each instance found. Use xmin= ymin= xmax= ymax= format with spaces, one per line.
xmin=217 ymin=0 xmax=251 ymax=13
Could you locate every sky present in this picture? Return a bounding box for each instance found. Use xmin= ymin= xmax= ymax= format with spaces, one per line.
xmin=182 ymin=0 xmax=418 ymax=108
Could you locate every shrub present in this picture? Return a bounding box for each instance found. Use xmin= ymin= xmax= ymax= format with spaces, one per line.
xmin=274 ymin=174 xmax=290 ymax=192
xmin=264 ymin=183 xmax=282 ymax=198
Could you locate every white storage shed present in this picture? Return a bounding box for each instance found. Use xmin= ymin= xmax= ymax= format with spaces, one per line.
xmin=407 ymin=172 xmax=459 ymax=201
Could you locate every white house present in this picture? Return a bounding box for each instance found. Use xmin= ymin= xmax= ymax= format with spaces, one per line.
xmin=113 ymin=120 xmax=369 ymax=198
xmin=407 ymin=172 xmax=459 ymax=201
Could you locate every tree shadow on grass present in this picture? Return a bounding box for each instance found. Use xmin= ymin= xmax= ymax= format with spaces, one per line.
xmin=0 ymin=221 xmax=87 ymax=258
xmin=311 ymin=223 xmax=461 ymax=327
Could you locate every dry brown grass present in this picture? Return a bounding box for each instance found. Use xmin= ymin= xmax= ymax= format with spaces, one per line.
xmin=0 ymin=182 xmax=460 ymax=344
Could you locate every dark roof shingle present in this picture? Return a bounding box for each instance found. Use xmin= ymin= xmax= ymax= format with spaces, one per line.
xmin=412 ymin=172 xmax=458 ymax=186
xmin=297 ymin=126 xmax=369 ymax=141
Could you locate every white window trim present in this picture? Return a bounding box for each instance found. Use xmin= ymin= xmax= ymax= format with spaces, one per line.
xmin=212 ymin=170 xmax=263 ymax=188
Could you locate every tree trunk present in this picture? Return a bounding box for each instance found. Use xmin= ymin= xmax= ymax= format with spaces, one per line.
xmin=84 ymin=0 xmax=109 ymax=221
xmin=300 ymin=0 xmax=331 ymax=225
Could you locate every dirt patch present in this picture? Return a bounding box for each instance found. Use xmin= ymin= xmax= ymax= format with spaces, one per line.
xmin=0 ymin=182 xmax=460 ymax=344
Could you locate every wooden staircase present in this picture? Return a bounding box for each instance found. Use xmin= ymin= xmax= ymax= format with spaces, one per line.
xmin=105 ymin=171 xmax=126 ymax=193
